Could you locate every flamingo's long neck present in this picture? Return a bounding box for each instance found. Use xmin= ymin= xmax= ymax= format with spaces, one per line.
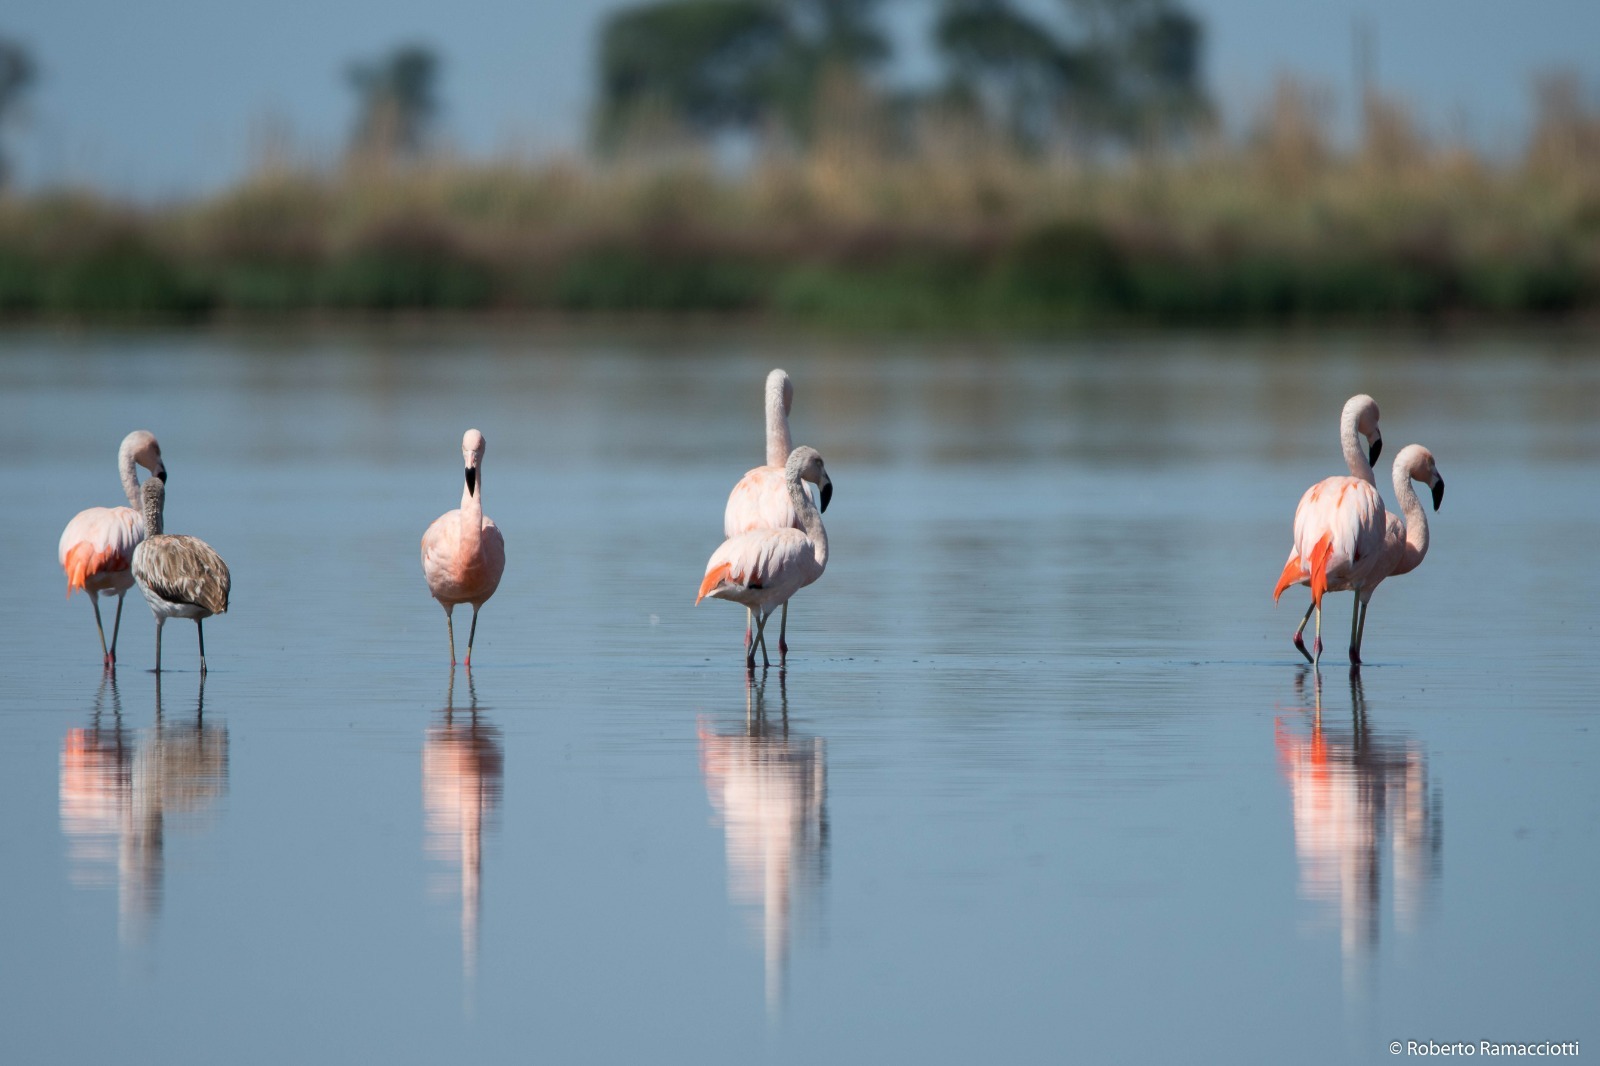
xmin=1340 ymin=405 xmax=1375 ymax=485
xmin=459 ymin=468 xmax=483 ymax=553
xmin=141 ymin=485 xmax=164 ymax=537
xmin=1391 ymin=465 xmax=1429 ymax=576
xmin=119 ymin=441 xmax=143 ymax=510
xmin=766 ymin=376 xmax=793 ymax=469
xmin=787 ymin=464 xmax=827 ymax=569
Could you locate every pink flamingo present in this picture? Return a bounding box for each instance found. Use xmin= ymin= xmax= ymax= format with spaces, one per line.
xmin=699 ymin=446 xmax=833 ymax=668
xmin=723 ymin=369 xmax=827 ymax=659
xmin=1273 ymin=395 xmax=1385 ymax=665
xmin=1344 ymin=445 xmax=1445 ymax=662
xmin=422 ymin=430 xmax=506 ymax=667
xmin=58 ymin=430 xmax=167 ymax=667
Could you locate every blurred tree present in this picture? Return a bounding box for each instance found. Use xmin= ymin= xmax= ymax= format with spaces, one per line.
xmin=772 ymin=0 xmax=890 ymax=137
xmin=346 ymin=44 xmax=440 ymax=164
xmin=934 ymin=0 xmax=1081 ymax=151
xmin=594 ymin=0 xmax=890 ymax=151
xmin=0 ymin=37 xmax=36 ymax=190
xmin=1062 ymin=0 xmax=1208 ymax=142
xmin=932 ymin=0 xmax=1208 ymax=152
xmin=595 ymin=0 xmax=789 ymax=150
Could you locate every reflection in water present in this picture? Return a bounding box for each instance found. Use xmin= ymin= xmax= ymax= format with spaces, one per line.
xmin=59 ymin=674 xmax=229 ymax=944
xmin=1275 ymin=670 xmax=1441 ymax=974
xmin=698 ymin=670 xmax=828 ymax=1015
xmin=422 ymin=668 xmax=503 ymax=984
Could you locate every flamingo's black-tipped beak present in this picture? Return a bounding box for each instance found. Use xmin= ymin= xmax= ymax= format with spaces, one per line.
xmin=819 ymin=478 xmax=832 ymax=513
xmin=1431 ymin=478 xmax=1444 ymax=511
xmin=465 ymin=467 xmax=477 ymax=496
xmin=1368 ymin=437 xmax=1382 ymax=467
xmin=156 ymin=466 xmax=168 ymax=483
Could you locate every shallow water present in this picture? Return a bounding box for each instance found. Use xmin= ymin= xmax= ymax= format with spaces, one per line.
xmin=1 ymin=325 xmax=1596 ymax=1064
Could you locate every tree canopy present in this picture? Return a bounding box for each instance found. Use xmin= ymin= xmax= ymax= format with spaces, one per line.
xmin=0 ymin=37 xmax=36 ymax=189
xmin=594 ymin=0 xmax=1210 ymax=154
xmin=346 ymin=44 xmax=441 ymax=164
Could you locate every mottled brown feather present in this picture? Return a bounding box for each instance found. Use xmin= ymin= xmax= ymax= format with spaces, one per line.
xmin=135 ymin=534 xmax=231 ymax=615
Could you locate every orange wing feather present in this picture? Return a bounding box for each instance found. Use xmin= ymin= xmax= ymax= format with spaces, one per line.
xmin=1307 ymin=533 xmax=1334 ymax=608
xmin=697 ymin=561 xmax=737 ymax=604
xmin=62 ymin=541 xmax=131 ymax=595
xmin=1272 ymin=553 xmax=1303 ymax=603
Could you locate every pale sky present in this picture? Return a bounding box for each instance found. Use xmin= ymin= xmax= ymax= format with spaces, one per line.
xmin=3 ymin=0 xmax=1597 ymax=197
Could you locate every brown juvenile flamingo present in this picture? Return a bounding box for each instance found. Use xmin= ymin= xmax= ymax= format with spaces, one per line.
xmin=131 ymin=477 xmax=231 ymax=674
xmin=58 ymin=430 xmax=167 ymax=667
xmin=421 ymin=429 xmax=506 ymax=667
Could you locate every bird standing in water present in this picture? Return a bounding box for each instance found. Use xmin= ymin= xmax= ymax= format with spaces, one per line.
xmin=59 ymin=430 xmax=168 ymax=667
xmin=131 ymin=476 xmax=231 ymax=674
xmin=1274 ymin=395 xmax=1385 ymax=665
xmin=700 ymin=446 xmax=832 ymax=669
xmin=422 ymin=429 xmax=506 ymax=667
xmin=722 ymin=369 xmax=827 ymax=659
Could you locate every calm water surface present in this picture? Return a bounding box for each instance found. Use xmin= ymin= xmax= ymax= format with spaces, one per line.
xmin=1 ymin=326 xmax=1596 ymax=1064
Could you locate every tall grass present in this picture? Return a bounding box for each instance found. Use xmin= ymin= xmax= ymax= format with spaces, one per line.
xmin=1 ymin=78 xmax=1597 ymax=324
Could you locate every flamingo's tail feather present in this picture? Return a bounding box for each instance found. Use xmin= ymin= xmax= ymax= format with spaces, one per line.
xmin=697 ymin=561 xmax=735 ymax=604
xmin=1272 ymin=554 xmax=1303 ymax=603
xmin=1307 ymin=534 xmax=1335 ymax=609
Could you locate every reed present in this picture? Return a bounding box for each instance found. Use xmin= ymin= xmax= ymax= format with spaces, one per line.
xmin=1 ymin=78 xmax=1596 ymax=324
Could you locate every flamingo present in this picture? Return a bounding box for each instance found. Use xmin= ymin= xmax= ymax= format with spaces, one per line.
xmin=132 ymin=477 xmax=231 ymax=674
xmin=421 ymin=429 xmax=506 ymax=667
xmin=1343 ymin=444 xmax=1445 ymax=662
xmin=1273 ymin=395 xmax=1385 ymax=664
xmin=58 ymin=430 xmax=167 ymax=667
xmin=699 ymin=446 xmax=833 ymax=668
xmin=723 ymin=369 xmax=828 ymax=660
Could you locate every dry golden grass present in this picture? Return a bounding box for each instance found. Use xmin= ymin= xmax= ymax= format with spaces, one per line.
xmin=1 ymin=77 xmax=1596 ymax=321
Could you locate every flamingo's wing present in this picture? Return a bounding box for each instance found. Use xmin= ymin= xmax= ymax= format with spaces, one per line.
xmin=724 ymin=466 xmax=802 ymax=538
xmin=135 ymin=535 xmax=231 ymax=614
xmin=59 ymin=506 xmax=144 ymax=593
xmin=1291 ymin=476 xmax=1386 ymax=598
xmin=698 ymin=529 xmax=808 ymax=603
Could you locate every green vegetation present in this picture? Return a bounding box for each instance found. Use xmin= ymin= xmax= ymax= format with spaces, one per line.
xmin=0 ymin=78 xmax=1597 ymax=326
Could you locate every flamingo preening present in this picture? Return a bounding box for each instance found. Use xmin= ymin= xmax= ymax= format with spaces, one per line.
xmin=131 ymin=477 xmax=231 ymax=674
xmin=723 ymin=369 xmax=827 ymax=659
xmin=59 ymin=430 xmax=167 ymax=667
xmin=700 ymin=446 xmax=833 ymax=669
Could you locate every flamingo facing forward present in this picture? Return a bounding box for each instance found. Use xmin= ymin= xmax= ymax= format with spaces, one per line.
xmin=700 ymin=446 xmax=833 ymax=669
xmin=59 ymin=430 xmax=167 ymax=667
xmin=132 ymin=477 xmax=231 ymax=674
xmin=422 ymin=429 xmax=506 ymax=667
xmin=724 ymin=369 xmax=827 ymax=660
xmin=1274 ymin=395 xmax=1385 ymax=664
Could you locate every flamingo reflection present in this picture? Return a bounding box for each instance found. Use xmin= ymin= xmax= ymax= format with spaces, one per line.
xmin=59 ymin=674 xmax=228 ymax=944
xmin=1275 ymin=669 xmax=1441 ymax=964
xmin=422 ymin=667 xmax=503 ymax=982
xmin=698 ymin=670 xmax=828 ymax=1014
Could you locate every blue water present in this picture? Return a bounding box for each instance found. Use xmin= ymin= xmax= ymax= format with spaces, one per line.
xmin=0 ymin=325 xmax=1596 ymax=1064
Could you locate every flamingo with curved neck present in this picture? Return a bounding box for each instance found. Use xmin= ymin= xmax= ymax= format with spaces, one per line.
xmin=1345 ymin=444 xmax=1445 ymax=662
xmin=722 ymin=369 xmax=828 ymax=659
xmin=1274 ymin=395 xmax=1385 ymax=664
xmin=59 ymin=430 xmax=168 ymax=667
xmin=700 ymin=446 xmax=833 ymax=669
